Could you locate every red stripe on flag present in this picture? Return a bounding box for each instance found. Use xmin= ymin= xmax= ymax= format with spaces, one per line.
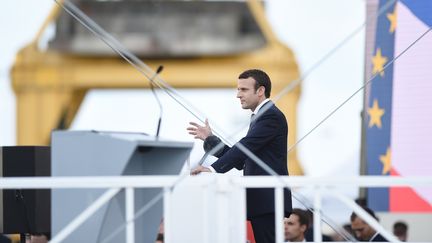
xmin=390 ymin=169 xmax=432 ymax=212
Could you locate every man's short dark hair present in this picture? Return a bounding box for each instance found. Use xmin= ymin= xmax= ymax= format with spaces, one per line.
xmin=291 ymin=208 xmax=309 ymax=228
xmin=350 ymin=206 xmax=378 ymax=222
xmin=393 ymin=221 xmax=408 ymax=234
xmin=238 ymin=69 xmax=272 ymax=98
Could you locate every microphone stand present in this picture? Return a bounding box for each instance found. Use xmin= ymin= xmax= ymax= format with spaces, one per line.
xmin=149 ymin=65 xmax=164 ymax=139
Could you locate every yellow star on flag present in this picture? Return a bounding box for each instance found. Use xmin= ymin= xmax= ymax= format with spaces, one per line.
xmin=372 ymin=48 xmax=388 ymax=77
xmin=367 ymin=99 xmax=385 ymax=128
xmin=379 ymin=147 xmax=391 ymax=174
xmin=387 ymin=7 xmax=397 ymax=33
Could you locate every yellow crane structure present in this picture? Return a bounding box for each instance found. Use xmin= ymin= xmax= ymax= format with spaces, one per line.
xmin=11 ymin=0 xmax=303 ymax=175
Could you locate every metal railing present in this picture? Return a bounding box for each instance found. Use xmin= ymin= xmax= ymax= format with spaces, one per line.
xmin=0 ymin=175 xmax=430 ymax=243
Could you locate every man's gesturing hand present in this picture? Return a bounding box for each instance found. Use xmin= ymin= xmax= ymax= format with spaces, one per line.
xmin=190 ymin=165 xmax=211 ymax=175
xmin=187 ymin=118 xmax=212 ymax=141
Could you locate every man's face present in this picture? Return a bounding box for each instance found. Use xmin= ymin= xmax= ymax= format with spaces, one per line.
xmin=284 ymin=214 xmax=306 ymax=242
xmin=351 ymin=217 xmax=376 ymax=241
xmin=236 ymin=77 xmax=263 ymax=111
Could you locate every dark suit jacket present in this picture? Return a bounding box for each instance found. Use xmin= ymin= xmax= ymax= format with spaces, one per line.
xmin=203 ymin=101 xmax=292 ymax=219
xmin=371 ymin=233 xmax=388 ymax=242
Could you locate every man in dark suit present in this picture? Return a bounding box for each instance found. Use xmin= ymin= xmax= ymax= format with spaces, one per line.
xmin=188 ymin=69 xmax=292 ymax=243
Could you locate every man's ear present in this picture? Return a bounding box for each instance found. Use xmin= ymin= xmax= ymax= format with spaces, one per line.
xmin=300 ymin=224 xmax=307 ymax=233
xmin=258 ymin=86 xmax=265 ymax=96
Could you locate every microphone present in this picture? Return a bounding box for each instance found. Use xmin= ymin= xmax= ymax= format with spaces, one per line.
xmin=149 ymin=65 xmax=164 ymax=139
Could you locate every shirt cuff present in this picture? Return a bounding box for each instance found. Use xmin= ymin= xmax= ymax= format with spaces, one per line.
xmin=208 ymin=165 xmax=216 ymax=173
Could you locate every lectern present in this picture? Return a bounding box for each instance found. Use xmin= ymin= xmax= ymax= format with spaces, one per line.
xmin=51 ymin=131 xmax=193 ymax=243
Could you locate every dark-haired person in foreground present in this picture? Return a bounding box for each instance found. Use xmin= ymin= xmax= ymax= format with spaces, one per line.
xmin=187 ymin=69 xmax=292 ymax=243
xmin=350 ymin=206 xmax=388 ymax=242
xmin=284 ymin=208 xmax=309 ymax=242
xmin=393 ymin=221 xmax=408 ymax=242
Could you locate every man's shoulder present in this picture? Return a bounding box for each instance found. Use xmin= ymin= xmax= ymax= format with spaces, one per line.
xmin=262 ymin=102 xmax=286 ymax=119
xmin=371 ymin=233 xmax=388 ymax=242
xmin=256 ymin=105 xmax=287 ymax=131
